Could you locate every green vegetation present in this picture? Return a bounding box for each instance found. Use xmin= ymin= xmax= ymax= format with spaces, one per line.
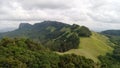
xmin=98 ymin=30 xmax=120 ymax=68
xmin=71 ymin=24 xmax=92 ymax=37
xmin=0 ymin=21 xmax=116 ymax=67
xmin=0 ymin=38 xmax=97 ymax=68
xmin=59 ymin=54 xmax=96 ymax=68
xmin=98 ymin=42 xmax=120 ymax=68
xmin=46 ymin=32 xmax=80 ymax=52
xmin=58 ymin=32 xmax=113 ymax=62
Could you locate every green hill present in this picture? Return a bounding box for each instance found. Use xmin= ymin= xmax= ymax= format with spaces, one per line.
xmin=57 ymin=32 xmax=114 ymax=62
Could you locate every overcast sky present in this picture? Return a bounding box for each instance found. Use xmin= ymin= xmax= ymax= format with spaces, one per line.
xmin=0 ymin=0 xmax=120 ymax=31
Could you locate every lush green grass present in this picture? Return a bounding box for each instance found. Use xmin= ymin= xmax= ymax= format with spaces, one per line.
xmin=57 ymin=32 xmax=114 ymax=62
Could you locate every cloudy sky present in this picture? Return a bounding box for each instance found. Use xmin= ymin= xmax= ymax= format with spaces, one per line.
xmin=0 ymin=0 xmax=120 ymax=31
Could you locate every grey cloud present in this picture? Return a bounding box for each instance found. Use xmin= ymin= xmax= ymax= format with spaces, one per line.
xmin=0 ymin=0 xmax=120 ymax=31
xmin=87 ymin=13 xmax=120 ymax=23
xmin=88 ymin=0 xmax=120 ymax=23
xmin=18 ymin=0 xmax=71 ymax=10
xmin=0 ymin=0 xmax=73 ymax=21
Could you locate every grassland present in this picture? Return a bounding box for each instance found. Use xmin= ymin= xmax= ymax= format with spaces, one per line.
xmin=57 ymin=32 xmax=114 ymax=62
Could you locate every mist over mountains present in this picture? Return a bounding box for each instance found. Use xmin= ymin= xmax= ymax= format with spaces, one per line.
xmin=0 ymin=27 xmax=16 ymax=33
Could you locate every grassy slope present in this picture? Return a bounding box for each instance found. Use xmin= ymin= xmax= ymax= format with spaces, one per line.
xmin=57 ymin=32 xmax=114 ymax=62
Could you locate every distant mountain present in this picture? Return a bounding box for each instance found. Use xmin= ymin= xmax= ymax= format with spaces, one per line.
xmin=101 ymin=30 xmax=120 ymax=36
xmin=101 ymin=30 xmax=120 ymax=47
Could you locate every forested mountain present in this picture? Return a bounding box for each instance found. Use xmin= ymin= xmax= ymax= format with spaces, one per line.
xmin=0 ymin=21 xmax=92 ymax=39
xmin=0 ymin=21 xmax=92 ymax=52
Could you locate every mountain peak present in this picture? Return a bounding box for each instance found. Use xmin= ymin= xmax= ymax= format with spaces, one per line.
xmin=34 ymin=21 xmax=65 ymax=25
xmin=19 ymin=23 xmax=32 ymax=29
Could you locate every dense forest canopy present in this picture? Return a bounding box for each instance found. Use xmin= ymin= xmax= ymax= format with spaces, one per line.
xmin=0 ymin=38 xmax=96 ymax=68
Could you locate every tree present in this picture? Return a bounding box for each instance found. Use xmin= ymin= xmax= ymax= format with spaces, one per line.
xmin=78 ymin=26 xmax=92 ymax=37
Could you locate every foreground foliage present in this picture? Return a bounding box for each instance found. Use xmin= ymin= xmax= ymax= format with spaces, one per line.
xmin=0 ymin=38 xmax=96 ymax=68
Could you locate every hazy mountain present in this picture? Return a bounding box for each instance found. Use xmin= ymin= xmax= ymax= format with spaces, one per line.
xmin=101 ymin=30 xmax=120 ymax=36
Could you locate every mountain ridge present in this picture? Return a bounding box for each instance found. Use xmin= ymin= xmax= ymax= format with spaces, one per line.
xmin=101 ymin=30 xmax=120 ymax=36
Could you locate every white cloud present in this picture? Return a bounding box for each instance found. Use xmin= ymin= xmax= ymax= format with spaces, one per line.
xmin=0 ymin=0 xmax=120 ymax=31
